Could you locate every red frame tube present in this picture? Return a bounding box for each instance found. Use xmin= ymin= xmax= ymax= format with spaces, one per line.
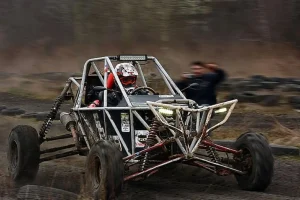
xmin=124 ymin=155 xmax=184 ymax=181
xmin=123 ymin=139 xmax=174 ymax=161
xmin=201 ymin=140 xmax=240 ymax=154
xmin=185 ymin=161 xmax=216 ymax=173
xmin=123 ymin=138 xmax=243 ymax=181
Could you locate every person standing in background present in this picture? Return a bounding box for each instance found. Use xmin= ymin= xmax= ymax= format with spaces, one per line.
xmin=176 ymin=61 xmax=227 ymax=106
xmin=175 ymin=61 xmax=227 ymax=137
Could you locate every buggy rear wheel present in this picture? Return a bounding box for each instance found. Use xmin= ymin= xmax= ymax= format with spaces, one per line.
xmin=233 ymin=132 xmax=274 ymax=191
xmin=85 ymin=140 xmax=124 ymax=200
xmin=7 ymin=125 xmax=40 ymax=184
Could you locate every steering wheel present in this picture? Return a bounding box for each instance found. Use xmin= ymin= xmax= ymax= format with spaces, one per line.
xmin=130 ymin=86 xmax=157 ymax=95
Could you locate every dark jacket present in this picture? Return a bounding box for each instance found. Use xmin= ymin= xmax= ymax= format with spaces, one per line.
xmin=175 ymin=69 xmax=226 ymax=105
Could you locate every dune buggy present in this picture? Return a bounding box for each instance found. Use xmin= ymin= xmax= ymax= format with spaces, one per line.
xmin=7 ymin=55 xmax=274 ymax=199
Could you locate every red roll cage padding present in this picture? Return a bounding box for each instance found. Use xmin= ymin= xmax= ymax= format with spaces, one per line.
xmin=107 ymin=73 xmax=115 ymax=89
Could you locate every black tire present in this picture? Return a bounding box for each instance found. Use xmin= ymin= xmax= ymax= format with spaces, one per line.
xmin=1 ymin=108 xmax=26 ymax=116
xmin=35 ymin=112 xmax=49 ymax=121
xmin=226 ymin=92 xmax=262 ymax=103
xmin=85 ymin=140 xmax=124 ymax=200
xmin=17 ymin=185 xmax=79 ymax=200
xmin=259 ymin=95 xmax=281 ymax=107
xmin=237 ymin=92 xmax=262 ymax=103
xmin=260 ymin=81 xmax=279 ymax=90
xmin=20 ymin=113 xmax=38 ymax=119
xmin=7 ymin=125 xmax=40 ymax=184
xmin=250 ymin=75 xmax=267 ymax=81
xmin=0 ymin=105 xmax=7 ymax=111
xmin=233 ymin=132 xmax=274 ymax=191
xmin=288 ymin=96 xmax=300 ymax=105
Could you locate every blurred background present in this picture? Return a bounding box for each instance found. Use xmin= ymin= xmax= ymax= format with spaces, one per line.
xmin=0 ymin=0 xmax=300 ymax=77
xmin=0 ymin=2 xmax=300 ymax=198
xmin=0 ymin=0 xmax=300 ymax=199
xmin=0 ymin=0 xmax=299 ymax=146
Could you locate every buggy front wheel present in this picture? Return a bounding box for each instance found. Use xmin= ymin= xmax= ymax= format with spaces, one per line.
xmin=233 ymin=132 xmax=274 ymax=191
xmin=85 ymin=140 xmax=124 ymax=200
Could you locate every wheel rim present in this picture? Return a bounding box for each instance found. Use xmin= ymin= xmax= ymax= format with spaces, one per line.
xmin=235 ymin=147 xmax=253 ymax=174
xmin=93 ymin=155 xmax=102 ymax=189
xmin=241 ymin=148 xmax=253 ymax=172
xmin=10 ymin=141 xmax=18 ymax=172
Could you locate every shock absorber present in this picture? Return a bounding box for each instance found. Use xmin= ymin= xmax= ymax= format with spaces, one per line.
xmin=146 ymin=118 xmax=160 ymax=147
xmin=205 ymin=136 xmax=221 ymax=163
xmin=39 ymin=95 xmax=65 ymax=143
xmin=139 ymin=118 xmax=160 ymax=172
xmin=206 ymin=146 xmax=221 ymax=163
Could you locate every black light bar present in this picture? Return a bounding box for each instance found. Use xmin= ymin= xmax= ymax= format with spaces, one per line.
xmin=117 ymin=54 xmax=148 ymax=61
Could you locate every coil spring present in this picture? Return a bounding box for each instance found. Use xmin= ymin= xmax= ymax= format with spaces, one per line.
xmin=146 ymin=118 xmax=160 ymax=147
xmin=206 ymin=136 xmax=221 ymax=163
xmin=39 ymin=95 xmax=64 ymax=142
xmin=139 ymin=118 xmax=160 ymax=172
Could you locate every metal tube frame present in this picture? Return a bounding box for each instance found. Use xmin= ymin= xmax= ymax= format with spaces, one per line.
xmin=70 ymin=56 xmax=187 ymax=155
xmin=146 ymin=99 xmax=239 ymax=155
xmin=37 ymin=56 xmax=247 ymax=179
xmin=135 ymin=61 xmax=147 ymax=87
xmin=40 ymin=144 xmax=75 ymax=154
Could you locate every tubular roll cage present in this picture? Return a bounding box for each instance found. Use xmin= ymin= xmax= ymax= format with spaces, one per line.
xmin=60 ymin=56 xmax=188 ymax=155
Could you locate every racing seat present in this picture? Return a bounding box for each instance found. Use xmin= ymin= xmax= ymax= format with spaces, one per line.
xmin=85 ymin=74 xmax=104 ymax=105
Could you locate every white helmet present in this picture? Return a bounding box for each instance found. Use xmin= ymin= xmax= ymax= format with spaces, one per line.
xmin=114 ymin=63 xmax=138 ymax=93
xmin=115 ymin=63 xmax=138 ymax=77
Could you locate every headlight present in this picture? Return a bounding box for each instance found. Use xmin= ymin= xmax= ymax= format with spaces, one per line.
xmin=118 ymin=54 xmax=147 ymax=61
xmin=158 ymin=108 xmax=174 ymax=116
xmin=214 ymin=107 xmax=227 ymax=114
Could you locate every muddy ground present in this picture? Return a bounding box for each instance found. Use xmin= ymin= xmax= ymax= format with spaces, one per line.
xmin=1 ymin=92 xmax=300 ymax=199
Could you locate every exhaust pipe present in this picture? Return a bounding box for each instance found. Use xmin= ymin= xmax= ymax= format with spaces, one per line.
xmin=60 ymin=112 xmax=79 ymax=148
xmin=60 ymin=112 xmax=76 ymax=131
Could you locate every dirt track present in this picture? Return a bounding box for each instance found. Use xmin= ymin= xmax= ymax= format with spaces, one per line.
xmin=1 ymin=93 xmax=300 ymax=200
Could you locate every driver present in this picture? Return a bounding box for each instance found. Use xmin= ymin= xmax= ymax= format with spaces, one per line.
xmin=108 ymin=62 xmax=138 ymax=93
xmin=88 ymin=62 xmax=139 ymax=107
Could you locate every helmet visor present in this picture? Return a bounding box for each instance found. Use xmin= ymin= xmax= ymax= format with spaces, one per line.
xmin=120 ymin=76 xmax=137 ymax=86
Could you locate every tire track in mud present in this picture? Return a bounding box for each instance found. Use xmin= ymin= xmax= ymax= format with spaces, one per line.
xmin=2 ymin=155 xmax=300 ymax=200
xmin=119 ymin=159 xmax=300 ymax=200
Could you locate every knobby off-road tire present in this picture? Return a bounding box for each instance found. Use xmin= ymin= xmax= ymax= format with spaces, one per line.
xmin=85 ymin=140 xmax=124 ymax=200
xmin=233 ymin=132 xmax=274 ymax=191
xmin=17 ymin=185 xmax=79 ymax=200
xmin=7 ymin=125 xmax=40 ymax=184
